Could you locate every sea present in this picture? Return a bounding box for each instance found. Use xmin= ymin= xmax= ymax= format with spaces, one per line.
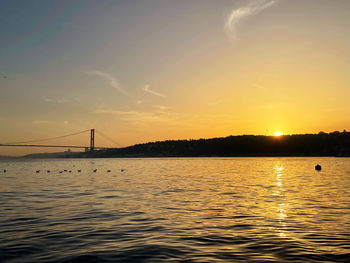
xmin=0 ymin=157 xmax=349 ymax=262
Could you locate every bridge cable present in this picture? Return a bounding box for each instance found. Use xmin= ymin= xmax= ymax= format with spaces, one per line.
xmin=0 ymin=129 xmax=91 ymax=145
xmin=95 ymin=130 xmax=123 ymax=148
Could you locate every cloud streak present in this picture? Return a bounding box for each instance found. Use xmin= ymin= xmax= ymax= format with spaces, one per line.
xmin=87 ymin=70 xmax=128 ymax=95
xmin=94 ymin=107 xmax=235 ymax=129
xmin=43 ymin=97 xmax=70 ymax=104
xmin=33 ymin=120 xmax=52 ymax=124
xmin=153 ymin=105 xmax=170 ymax=111
xmin=94 ymin=108 xmax=177 ymax=125
xmin=208 ymin=100 xmax=222 ymax=106
xmin=225 ymin=0 xmax=280 ymax=39
xmin=142 ymin=84 xmax=166 ymax=98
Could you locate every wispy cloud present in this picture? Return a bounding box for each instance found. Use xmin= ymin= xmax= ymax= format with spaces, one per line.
xmin=94 ymin=108 xmax=234 ymax=129
xmin=43 ymin=97 xmax=81 ymax=104
xmin=136 ymin=100 xmax=143 ymax=105
xmin=225 ymin=0 xmax=280 ymax=39
xmin=208 ymin=100 xmax=222 ymax=106
xmin=94 ymin=109 xmax=138 ymax=115
xmin=87 ymin=70 xmax=128 ymax=95
xmin=94 ymin=108 xmax=176 ymax=124
xmin=33 ymin=120 xmax=52 ymax=124
xmin=153 ymin=105 xmax=170 ymax=111
xmin=142 ymin=84 xmax=166 ymax=98
xmin=43 ymin=97 xmax=70 ymax=104
xmin=252 ymin=83 xmax=267 ymax=90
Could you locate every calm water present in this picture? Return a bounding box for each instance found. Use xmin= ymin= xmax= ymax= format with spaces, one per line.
xmin=0 ymin=157 xmax=350 ymax=262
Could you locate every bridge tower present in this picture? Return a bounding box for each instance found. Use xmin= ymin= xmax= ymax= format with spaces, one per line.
xmin=90 ymin=129 xmax=95 ymax=151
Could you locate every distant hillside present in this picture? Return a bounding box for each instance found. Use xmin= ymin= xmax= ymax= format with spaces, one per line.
xmin=76 ymin=131 xmax=350 ymax=158
xmin=0 ymin=155 xmax=14 ymax=159
xmin=20 ymin=151 xmax=78 ymax=159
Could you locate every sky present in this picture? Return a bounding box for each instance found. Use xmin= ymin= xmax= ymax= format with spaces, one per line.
xmin=1 ymin=0 xmax=350 ymax=155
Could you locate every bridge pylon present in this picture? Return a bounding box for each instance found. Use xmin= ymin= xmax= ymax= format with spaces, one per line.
xmin=90 ymin=129 xmax=95 ymax=151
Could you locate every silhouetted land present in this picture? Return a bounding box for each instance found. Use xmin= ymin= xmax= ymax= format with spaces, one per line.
xmin=5 ymin=131 xmax=349 ymax=159
xmin=72 ymin=130 xmax=350 ymax=158
xmin=0 ymin=151 xmax=77 ymax=159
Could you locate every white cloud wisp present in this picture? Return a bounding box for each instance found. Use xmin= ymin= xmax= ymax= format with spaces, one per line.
xmin=87 ymin=70 xmax=128 ymax=95
xmin=225 ymin=0 xmax=280 ymax=40
xmin=142 ymin=84 xmax=166 ymax=98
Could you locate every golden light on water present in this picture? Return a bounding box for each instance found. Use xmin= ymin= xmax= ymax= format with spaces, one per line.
xmin=274 ymin=164 xmax=287 ymax=238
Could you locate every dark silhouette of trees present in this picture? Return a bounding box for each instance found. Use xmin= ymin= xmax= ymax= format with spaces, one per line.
xmin=77 ymin=131 xmax=350 ymax=158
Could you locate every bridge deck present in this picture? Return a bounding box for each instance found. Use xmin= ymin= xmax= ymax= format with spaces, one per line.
xmin=0 ymin=144 xmax=110 ymax=150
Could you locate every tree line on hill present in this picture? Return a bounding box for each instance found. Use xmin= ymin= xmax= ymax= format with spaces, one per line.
xmin=72 ymin=130 xmax=350 ymax=158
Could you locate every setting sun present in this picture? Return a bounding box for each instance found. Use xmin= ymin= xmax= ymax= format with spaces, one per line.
xmin=1 ymin=1 xmax=350 ymax=263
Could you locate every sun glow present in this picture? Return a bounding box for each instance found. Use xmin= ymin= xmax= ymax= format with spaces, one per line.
xmin=274 ymin=132 xmax=283 ymax=137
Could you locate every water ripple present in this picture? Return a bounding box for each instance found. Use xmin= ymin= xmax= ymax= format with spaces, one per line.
xmin=0 ymin=157 xmax=350 ymax=262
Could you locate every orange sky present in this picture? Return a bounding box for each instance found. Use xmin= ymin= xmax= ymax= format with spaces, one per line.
xmin=1 ymin=0 xmax=350 ymax=155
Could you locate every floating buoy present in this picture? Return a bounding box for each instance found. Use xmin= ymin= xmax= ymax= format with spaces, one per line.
xmin=107 ymin=170 xmax=111 ymax=173
xmin=36 ymin=170 xmax=40 ymax=173
xmin=121 ymin=169 xmax=125 ymax=172
xmin=68 ymin=170 xmax=72 ymax=173
xmin=3 ymin=169 xmax=6 ymax=173
xmin=59 ymin=171 xmax=63 ymax=174
xmin=47 ymin=170 xmax=50 ymax=173
xmin=315 ymin=164 xmax=322 ymax=171
xmin=77 ymin=169 xmax=81 ymax=172
xmin=93 ymin=169 xmax=97 ymax=172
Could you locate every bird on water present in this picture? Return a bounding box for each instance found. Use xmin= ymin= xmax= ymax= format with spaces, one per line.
xmin=315 ymin=164 xmax=322 ymax=171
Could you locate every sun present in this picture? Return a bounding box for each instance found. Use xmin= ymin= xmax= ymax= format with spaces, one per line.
xmin=274 ymin=132 xmax=283 ymax=137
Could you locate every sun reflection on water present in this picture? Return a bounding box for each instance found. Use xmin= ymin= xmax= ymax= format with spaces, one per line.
xmin=273 ymin=163 xmax=288 ymax=238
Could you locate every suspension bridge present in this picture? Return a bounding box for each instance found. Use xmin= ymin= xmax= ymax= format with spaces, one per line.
xmin=0 ymin=129 xmax=122 ymax=151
